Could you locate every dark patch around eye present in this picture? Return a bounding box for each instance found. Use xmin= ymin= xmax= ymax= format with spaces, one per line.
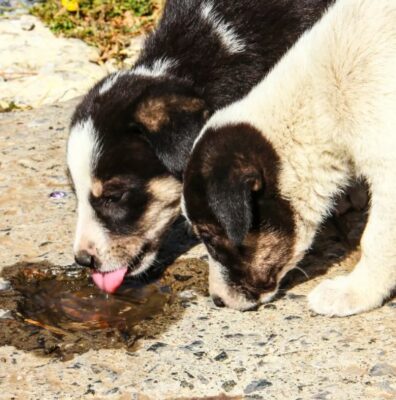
xmin=90 ymin=187 xmax=150 ymax=235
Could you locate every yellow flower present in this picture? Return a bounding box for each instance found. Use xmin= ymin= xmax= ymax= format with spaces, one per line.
xmin=61 ymin=0 xmax=79 ymax=12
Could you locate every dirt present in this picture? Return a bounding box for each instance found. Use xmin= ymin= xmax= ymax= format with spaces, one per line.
xmin=0 ymin=258 xmax=208 ymax=360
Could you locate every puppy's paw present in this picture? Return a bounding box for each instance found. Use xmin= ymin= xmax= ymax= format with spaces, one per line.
xmin=308 ymin=276 xmax=382 ymax=317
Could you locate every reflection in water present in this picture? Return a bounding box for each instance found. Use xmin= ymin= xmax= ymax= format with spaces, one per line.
xmin=14 ymin=264 xmax=170 ymax=334
xmin=21 ymin=281 xmax=169 ymax=332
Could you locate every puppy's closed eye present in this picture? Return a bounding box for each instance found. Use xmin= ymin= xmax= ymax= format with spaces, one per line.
xmin=102 ymin=192 xmax=126 ymax=207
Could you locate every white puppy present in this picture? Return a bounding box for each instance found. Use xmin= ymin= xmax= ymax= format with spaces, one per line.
xmin=183 ymin=0 xmax=396 ymax=316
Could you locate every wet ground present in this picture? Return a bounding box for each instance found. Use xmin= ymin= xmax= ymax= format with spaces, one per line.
xmin=0 ymin=100 xmax=395 ymax=399
xmin=0 ymin=257 xmax=209 ymax=360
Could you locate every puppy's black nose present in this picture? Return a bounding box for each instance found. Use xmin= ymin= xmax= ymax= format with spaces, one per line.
xmin=75 ymin=251 xmax=94 ymax=268
xmin=212 ymin=295 xmax=226 ymax=308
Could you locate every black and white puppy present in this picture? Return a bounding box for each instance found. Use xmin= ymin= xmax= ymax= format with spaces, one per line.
xmin=67 ymin=0 xmax=332 ymax=292
xmin=183 ymin=0 xmax=396 ymax=316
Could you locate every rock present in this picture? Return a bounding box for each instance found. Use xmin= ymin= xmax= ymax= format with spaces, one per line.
xmin=0 ymin=279 xmax=10 ymax=291
xmin=222 ymin=380 xmax=237 ymax=392
xmin=214 ymin=351 xmax=228 ymax=362
xmin=369 ymin=363 xmax=396 ymax=377
xmin=146 ymin=342 xmax=167 ymax=352
xmin=184 ymin=340 xmax=203 ymax=351
xmin=173 ymin=273 xmax=193 ymax=282
xmin=0 ymin=16 xmax=110 ymax=108
xmin=0 ymin=309 xmax=12 ymax=319
xmin=178 ymin=289 xmax=197 ymax=300
xmin=244 ymin=379 xmax=272 ymax=394
xmin=284 ymin=315 xmax=302 ymax=320
xmin=263 ymin=304 xmax=276 ymax=310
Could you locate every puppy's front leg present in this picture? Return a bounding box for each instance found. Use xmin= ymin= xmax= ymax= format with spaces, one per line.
xmin=309 ymin=180 xmax=396 ymax=316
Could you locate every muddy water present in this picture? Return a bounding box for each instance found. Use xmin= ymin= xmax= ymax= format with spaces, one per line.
xmin=0 ymin=259 xmax=208 ymax=360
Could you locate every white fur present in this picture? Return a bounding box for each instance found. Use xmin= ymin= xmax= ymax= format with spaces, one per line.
xmin=196 ymin=0 xmax=396 ymax=316
xmin=200 ymin=2 xmax=246 ymax=54
xmin=99 ymin=72 xmax=121 ymax=95
xmin=67 ymin=119 xmax=108 ymax=260
xmin=99 ymin=71 xmax=128 ymax=95
xmin=133 ymin=58 xmax=176 ymax=78
xmin=129 ymin=252 xmax=156 ymax=277
xmin=180 ymin=194 xmax=191 ymax=225
xmin=98 ymin=58 xmax=175 ymax=96
xmin=99 ymin=58 xmax=176 ymax=95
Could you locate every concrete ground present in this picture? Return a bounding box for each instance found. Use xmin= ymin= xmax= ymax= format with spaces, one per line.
xmin=0 ymin=97 xmax=395 ymax=399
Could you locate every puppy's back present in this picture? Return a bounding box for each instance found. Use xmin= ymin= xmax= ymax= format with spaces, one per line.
xmin=312 ymin=0 xmax=396 ymax=135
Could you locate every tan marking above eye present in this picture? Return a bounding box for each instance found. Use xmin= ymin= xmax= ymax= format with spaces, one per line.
xmin=91 ymin=180 xmax=103 ymax=197
xmin=134 ymin=94 xmax=206 ymax=133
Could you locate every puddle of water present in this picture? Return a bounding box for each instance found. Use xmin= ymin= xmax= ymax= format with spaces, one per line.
xmin=0 ymin=259 xmax=208 ymax=360
xmin=16 ymin=266 xmax=169 ymax=334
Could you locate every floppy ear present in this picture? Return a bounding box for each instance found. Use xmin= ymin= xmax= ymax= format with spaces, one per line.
xmin=207 ymin=171 xmax=263 ymax=245
xmin=133 ymin=90 xmax=210 ymax=176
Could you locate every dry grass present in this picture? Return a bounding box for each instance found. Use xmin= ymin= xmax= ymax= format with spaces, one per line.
xmin=31 ymin=0 xmax=164 ymax=64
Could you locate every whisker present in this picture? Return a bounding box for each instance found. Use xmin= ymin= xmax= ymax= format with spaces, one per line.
xmin=294 ymin=266 xmax=309 ymax=280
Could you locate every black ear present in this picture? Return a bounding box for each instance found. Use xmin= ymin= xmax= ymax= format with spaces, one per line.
xmin=207 ymin=172 xmax=262 ymax=245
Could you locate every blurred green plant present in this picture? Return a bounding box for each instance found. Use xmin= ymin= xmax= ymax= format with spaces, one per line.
xmin=31 ymin=0 xmax=162 ymax=63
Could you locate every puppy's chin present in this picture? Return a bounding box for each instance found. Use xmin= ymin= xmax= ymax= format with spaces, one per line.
xmin=259 ymin=288 xmax=279 ymax=304
xmin=211 ymin=284 xmax=279 ymax=312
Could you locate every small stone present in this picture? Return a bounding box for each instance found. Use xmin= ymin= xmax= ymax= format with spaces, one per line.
xmin=369 ymin=363 xmax=396 ymax=377
xmin=244 ymin=379 xmax=272 ymax=394
xmin=0 ymin=309 xmax=12 ymax=319
xmin=222 ymin=380 xmax=237 ymax=392
xmin=68 ymin=362 xmax=82 ymax=369
xmin=173 ymin=273 xmax=193 ymax=282
xmin=49 ymin=191 xmax=67 ymax=199
xmin=224 ymin=333 xmax=243 ymax=339
xmin=20 ymin=16 xmax=35 ymax=31
xmin=0 ymin=279 xmax=11 ymax=291
xmin=178 ymin=289 xmax=197 ymax=300
xmin=185 ymin=340 xmax=204 ymax=351
xmin=284 ymin=315 xmax=302 ymax=320
xmin=180 ymin=380 xmax=194 ymax=389
xmin=146 ymin=342 xmax=167 ymax=352
xmin=263 ymin=304 xmax=277 ymax=310
xmin=234 ymin=367 xmax=246 ymax=375
xmin=214 ymin=351 xmax=228 ymax=361
xmin=105 ymin=388 xmax=119 ymax=395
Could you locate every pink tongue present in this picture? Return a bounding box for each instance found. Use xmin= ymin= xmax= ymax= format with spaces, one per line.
xmin=91 ymin=267 xmax=128 ymax=294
